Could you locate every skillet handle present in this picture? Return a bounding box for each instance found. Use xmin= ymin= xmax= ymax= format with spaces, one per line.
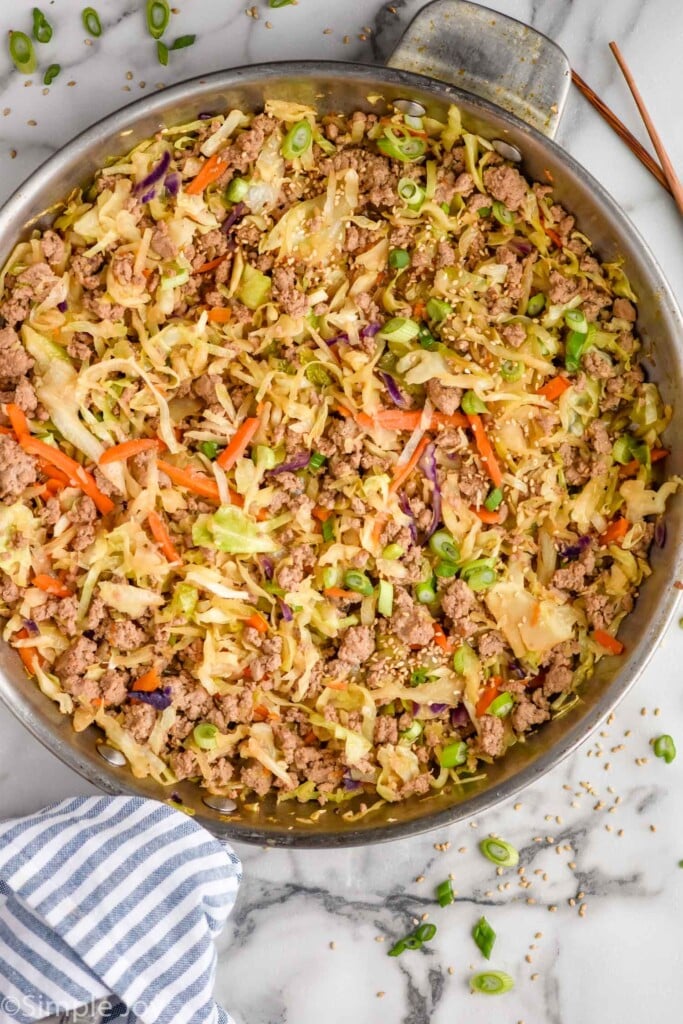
xmin=386 ymin=0 xmax=570 ymax=139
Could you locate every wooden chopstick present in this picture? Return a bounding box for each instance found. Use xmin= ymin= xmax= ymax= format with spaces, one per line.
xmin=570 ymin=69 xmax=671 ymax=195
xmin=608 ymin=41 xmax=683 ymax=214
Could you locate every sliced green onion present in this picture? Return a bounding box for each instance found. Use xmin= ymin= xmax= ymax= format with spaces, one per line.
xmin=500 ymin=359 xmax=523 ymax=382
xmin=436 ymin=879 xmax=455 ymax=906
xmin=453 ymin=642 xmax=477 ymax=676
xmin=434 ymin=560 xmax=459 ymax=578
xmin=488 ymin=692 xmax=513 ymax=718
xmin=439 ymin=741 xmax=467 ymax=768
xmin=484 ymin=487 xmax=503 ymax=512
xmin=282 ymin=119 xmax=313 ymax=159
xmin=418 ymin=325 xmax=438 ymax=350
xmin=161 ymin=269 xmax=189 ymax=291
xmin=491 ymin=200 xmax=514 ymax=227
xmin=322 ymin=517 xmax=335 ymax=544
xmin=477 ymin=205 xmax=491 ymax=218
xmin=378 ymin=316 xmax=420 ymax=344
xmin=612 ymin=435 xmax=637 ymax=465
xmin=82 ymin=6 xmax=103 ymax=37
xmin=400 ymin=720 xmax=424 ymax=743
xmin=414 ymin=922 xmax=437 ymax=942
xmin=309 ymin=450 xmax=326 ymax=472
xmin=461 ymin=559 xmax=497 ymax=591
xmin=305 ymin=364 xmax=331 ymax=387
xmin=344 ymin=569 xmax=374 ymax=596
xmin=479 ymin=836 xmax=519 ymax=868
xmin=564 ymin=307 xmax=588 ymax=334
xmin=157 ymin=40 xmax=169 ymax=66
xmin=170 ymin=34 xmax=196 ymax=50
xmin=389 ymin=248 xmax=411 ymax=270
xmin=397 ymin=177 xmax=426 ymax=208
xmin=388 ymin=939 xmax=407 ymax=957
xmin=409 ymin=667 xmax=431 ymax=687
xmin=199 ymin=441 xmax=219 ymax=460
xmin=429 ymin=529 xmax=459 ymax=562
xmin=472 ymin=916 xmax=496 ymax=959
xmin=382 ymin=542 xmax=404 ymax=560
xmin=269 ymin=0 xmax=296 ymax=6
xmin=565 ymin=329 xmax=589 ymax=371
xmin=146 ymin=0 xmax=169 ymax=39
xmin=378 ymin=128 xmax=427 ymax=163
xmin=471 ymin=970 xmax=513 ymax=995
xmin=403 ymin=935 xmax=423 ymax=950
xmin=227 ymin=176 xmax=249 ymax=202
xmin=193 ymin=722 xmax=218 ymax=750
xmin=415 ymin=580 xmax=436 ymax=604
xmin=9 ymin=32 xmax=37 ymax=74
xmin=426 ymin=297 xmax=452 ymax=322
xmin=32 ymin=8 xmax=53 ymax=44
xmin=43 ymin=63 xmax=61 ymax=85
xmin=322 ymin=566 xmax=340 ymax=590
xmin=526 ymin=293 xmax=546 ymax=317
xmin=377 ymin=580 xmax=394 ymax=617
xmin=462 ymin=390 xmax=487 ymax=415
xmin=653 ymin=734 xmax=676 ymax=764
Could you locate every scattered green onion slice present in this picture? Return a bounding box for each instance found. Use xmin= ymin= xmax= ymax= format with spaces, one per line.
xmin=484 ymin=487 xmax=503 ymax=512
xmin=453 ymin=642 xmax=477 ymax=676
xmin=32 ymin=8 xmax=53 ymax=44
xmin=403 ymin=935 xmax=423 ymax=950
xmin=43 ymin=63 xmax=61 ymax=86
xmin=426 ymin=297 xmax=452 ymax=322
xmin=309 ymin=450 xmax=326 ymax=471
xmin=488 ymin=692 xmax=514 ymax=718
xmin=397 ymin=177 xmax=426 ymax=207
xmin=193 ymin=722 xmax=218 ymax=750
xmin=199 ymin=441 xmax=219 ymax=460
xmin=463 ymin=566 xmax=496 ymax=591
xmin=436 ymin=879 xmax=455 ymax=906
xmin=378 ymin=316 xmax=420 ymax=344
xmin=156 ymin=41 xmax=169 ymax=65
xmin=226 ymin=177 xmax=249 ymax=202
xmin=377 ymin=579 xmax=394 ymax=617
xmin=414 ymin=922 xmax=437 ymax=942
xmin=388 ymin=939 xmax=407 ymax=957
xmin=343 ymin=569 xmax=374 ymax=596
xmin=612 ymin=435 xmax=637 ymax=465
xmin=439 ymin=741 xmax=467 ymax=768
xmin=565 ymin=329 xmax=589 ymax=371
xmin=477 ymin=205 xmax=491 ymax=218
xmin=171 ymin=34 xmax=196 ymax=50
xmin=322 ymin=517 xmax=335 ymax=544
xmin=564 ymin=307 xmax=588 ymax=334
xmin=526 ymin=292 xmax=546 ymax=317
xmin=282 ymin=119 xmax=313 ymax=159
xmin=500 ymin=359 xmax=523 ymax=382
xmin=434 ymin=560 xmax=459 ymax=578
xmin=471 ymin=970 xmax=513 ymax=995
xmin=415 ymin=580 xmax=436 ymax=604
xmin=378 ymin=127 xmax=427 ymax=163
xmin=418 ymin=325 xmax=438 ymax=350
xmin=9 ymin=32 xmax=37 ymax=74
xmin=146 ymin=0 xmax=170 ymax=39
xmin=429 ymin=529 xmax=459 ymax=562
xmin=479 ymin=836 xmax=519 ymax=868
xmin=653 ymin=734 xmax=676 ymax=764
xmin=382 ymin=543 xmax=404 ymax=560
xmin=491 ymin=200 xmax=514 ymax=226
xmin=269 ymin=0 xmax=296 ymax=6
xmin=400 ymin=720 xmax=424 ymax=743
xmin=472 ymin=916 xmax=496 ymax=959
xmin=389 ymin=247 xmax=411 ymax=270
xmin=462 ymin=390 xmax=488 ymax=415
xmin=409 ymin=667 xmax=431 ymax=687
xmin=304 ymin=364 xmax=331 ymax=387
xmin=82 ymin=6 xmax=103 ymax=37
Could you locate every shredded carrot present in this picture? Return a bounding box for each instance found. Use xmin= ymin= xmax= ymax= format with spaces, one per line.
xmin=599 ymin=517 xmax=629 ymax=546
xmin=4 ymin=403 xmax=29 ymax=439
xmin=339 ymin=405 xmax=468 ymax=432
xmin=216 ymin=417 xmax=260 ymax=471
xmin=466 ymin=413 xmax=503 ymax=488
xmin=323 ymin=587 xmax=357 ymax=600
xmin=371 ymin=514 xmax=387 ymax=546
xmin=545 ymin=226 xmax=563 ymax=249
xmin=618 ymin=448 xmax=668 ymax=478
xmin=312 ymin=505 xmax=333 ymax=522
xmin=0 ymin=425 xmax=14 ymax=435
xmin=42 ymin=479 xmax=65 ymax=497
xmin=185 ymin=152 xmax=228 ymax=195
xmin=412 ymin=299 xmax=426 ymax=319
xmin=432 ymin=622 xmax=454 ymax=654
xmin=472 ymin=506 xmax=503 ymax=525
xmin=14 ymin=628 xmax=43 ymax=676
xmin=39 ymin=461 xmax=71 ymax=485
xmin=20 ymin=434 xmax=113 ymax=514
xmin=147 ymin=510 xmax=181 ymax=562
xmin=246 ymin=612 xmax=269 ymax=634
xmin=32 ymin=574 xmax=72 ymax=598
xmin=253 ymin=703 xmax=280 ymax=721
xmin=325 ymin=679 xmax=349 ymax=691
xmin=536 ymin=376 xmax=571 ymax=402
xmin=592 ymin=629 xmax=625 ymax=656
xmin=475 ymin=681 xmax=500 ymax=717
xmin=157 ymin=459 xmax=221 ymax=501
xmin=530 ymin=601 xmax=541 ymax=627
xmin=196 ymin=255 xmax=227 ymax=274
xmin=207 ymin=307 xmax=233 ymax=323
xmin=99 ymin=438 xmax=162 ymax=465
xmin=131 ymin=667 xmax=161 ymax=692
xmin=389 ymin=434 xmax=431 ymax=495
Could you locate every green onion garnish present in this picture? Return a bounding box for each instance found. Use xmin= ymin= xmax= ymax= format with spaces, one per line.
xmin=282 ymin=119 xmax=313 ymax=159
xmin=82 ymin=6 xmax=103 ymax=37
xmin=146 ymin=0 xmax=170 ymax=39
xmin=389 ymin=247 xmax=411 ymax=270
xmin=429 ymin=529 xmax=459 ymax=562
xmin=484 ymin=487 xmax=503 ymax=512
xmin=171 ymin=34 xmax=196 ymax=50
xmin=409 ymin=667 xmax=431 ymax=687
xmin=377 ymin=579 xmax=394 ymax=617
xmin=157 ymin=41 xmax=169 ymax=66
xmin=269 ymin=0 xmax=296 ymax=6
xmin=377 ymin=127 xmax=426 ymax=163
xmin=378 ymin=316 xmax=420 ymax=344
xmin=491 ymin=200 xmax=514 ymax=227
xmin=461 ymin=390 xmax=488 ymax=415
xmin=415 ymin=580 xmax=436 ymax=604
xmin=382 ymin=542 xmax=404 ymax=560
xmin=453 ymin=642 xmax=477 ymax=676
xmin=565 ymin=329 xmax=589 ymax=371
xmin=388 ymin=939 xmax=407 ymax=957
xmin=32 ymin=8 xmax=53 ymax=44
xmin=564 ymin=307 xmax=588 ymax=334
xmin=477 ymin=205 xmax=491 ymax=218
xmin=653 ymin=734 xmax=676 ymax=764
xmin=309 ymin=450 xmax=326 ymax=471
xmin=413 ymin=922 xmax=437 ymax=942
xmin=436 ymin=879 xmax=455 ymax=906
xmin=199 ymin=441 xmax=219 ymax=460
xmin=439 ymin=740 xmax=467 ymax=768
xmin=343 ymin=569 xmax=374 ymax=596
xmin=488 ymin=692 xmax=514 ymax=718
xmin=479 ymin=836 xmax=519 ymax=868
xmin=612 ymin=435 xmax=637 ymax=465
xmin=434 ymin=560 xmax=459 ymax=578
xmin=322 ymin=517 xmax=335 ymax=544
xmin=9 ymin=32 xmax=37 ymax=74
xmin=462 ymin=566 xmax=497 ymax=591
xmin=193 ymin=722 xmax=218 ymax=750
xmin=470 ymin=970 xmax=513 ymax=995
xmin=472 ymin=916 xmax=496 ymax=959
xmin=226 ymin=176 xmax=249 ymax=202
xmin=400 ymin=720 xmax=424 ymax=743
xmin=426 ymin=297 xmax=452 ymax=322
xmin=526 ymin=292 xmax=546 ymax=317
xmin=418 ymin=325 xmax=438 ymax=350
xmin=397 ymin=177 xmax=425 ymax=207
xmin=500 ymin=359 xmax=523 ymax=382
xmin=43 ymin=63 xmax=61 ymax=85
xmin=388 ymin=921 xmax=437 ymax=956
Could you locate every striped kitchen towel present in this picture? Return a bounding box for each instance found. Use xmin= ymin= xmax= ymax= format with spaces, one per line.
xmin=0 ymin=795 xmax=241 ymax=1024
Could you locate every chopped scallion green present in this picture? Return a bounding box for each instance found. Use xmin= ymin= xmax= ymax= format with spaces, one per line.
xmin=43 ymin=63 xmax=61 ymax=85
xmin=397 ymin=177 xmax=426 ymax=207
xmin=170 ymin=34 xmax=196 ymax=50
xmin=322 ymin=517 xmax=335 ymax=544
xmin=382 ymin=543 xmax=404 ymax=560
xmin=564 ymin=307 xmax=588 ymax=334
xmin=82 ymin=6 xmax=103 ymax=37
xmin=653 ymin=734 xmax=676 ymax=764
xmin=436 ymin=879 xmax=455 ymax=906
xmin=32 ymin=8 xmax=53 ymax=44
xmin=389 ymin=247 xmax=411 ymax=270
xmin=415 ymin=580 xmax=436 ymax=604
xmin=199 ymin=441 xmax=219 ymax=460
xmin=491 ymin=200 xmax=514 ymax=226
xmin=472 ymin=916 xmax=496 ymax=959
xmin=400 ymin=720 xmax=424 ymax=743
xmin=282 ymin=119 xmax=313 ymax=159
xmin=146 ymin=0 xmax=170 ymax=39
xmin=429 ymin=529 xmax=459 ymax=562
xmin=439 ymin=741 xmax=467 ymax=768
xmin=526 ymin=292 xmax=546 ymax=317
xmin=488 ymin=692 xmax=514 ymax=718
xmin=426 ymin=297 xmax=452 ymax=322
xmin=377 ymin=579 xmax=394 ymax=617
xmin=226 ymin=176 xmax=249 ymax=202
xmin=192 ymin=722 xmax=218 ymax=750
xmin=309 ymin=450 xmax=327 ymax=471
xmin=8 ymin=31 xmax=37 ymax=74
xmin=461 ymin=390 xmax=487 ymax=415
xmin=157 ymin=40 xmax=169 ymax=65
xmin=343 ymin=569 xmax=374 ymax=596
xmin=484 ymin=487 xmax=503 ymax=511
xmin=470 ymin=970 xmax=513 ymax=995
xmin=479 ymin=836 xmax=519 ymax=868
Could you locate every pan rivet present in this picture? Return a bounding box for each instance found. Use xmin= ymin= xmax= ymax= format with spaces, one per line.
xmin=394 ymin=98 xmax=426 ymax=117
xmin=492 ymin=139 xmax=523 ymax=162
xmin=203 ymin=795 xmax=237 ymax=813
xmin=97 ymin=744 xmax=126 ymax=767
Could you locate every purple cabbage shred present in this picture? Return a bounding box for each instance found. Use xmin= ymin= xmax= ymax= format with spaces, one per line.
xmin=450 ymin=704 xmax=470 ymax=729
xmin=560 ymin=535 xmax=591 ymax=560
xmin=654 ymin=519 xmax=667 ymax=548
xmin=57 ymin=300 xmax=68 ymax=313
xmin=129 ymin=686 xmax=172 ymax=711
xmin=164 ymin=172 xmax=181 ymax=197
xmin=378 ymin=370 xmax=410 ymax=409
xmin=270 ymin=451 xmax=310 ymax=474
xmin=398 ymin=491 xmax=418 ymax=543
xmin=419 ymin=442 xmax=442 ymax=541
xmin=222 ymin=201 xmax=247 ymax=233
xmin=360 ymin=322 xmax=382 ymax=339
xmin=278 ymin=598 xmax=293 ymax=622
xmin=133 ymin=150 xmax=171 ymax=198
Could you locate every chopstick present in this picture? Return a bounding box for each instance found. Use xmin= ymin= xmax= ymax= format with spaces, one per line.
xmin=570 ymin=69 xmax=671 ymax=195
xmin=608 ymin=41 xmax=683 ymax=214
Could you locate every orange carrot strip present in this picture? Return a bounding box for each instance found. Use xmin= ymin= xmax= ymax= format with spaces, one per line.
xmin=325 ymin=679 xmax=349 ymax=691
xmin=592 ymin=629 xmax=625 ymax=656
xmin=472 ymin=506 xmax=503 ymax=525
xmin=246 ymin=613 xmax=269 ymax=634
xmin=530 ymin=601 xmax=541 ymax=627
xmin=131 ymin=667 xmax=161 ymax=692
xmin=196 ymin=255 xmax=226 ymax=274
xmin=147 ymin=510 xmax=181 ymax=562
xmin=21 ymin=436 xmax=113 ymax=514
xmin=389 ymin=434 xmax=431 ymax=495
xmin=207 ymin=307 xmax=233 ymax=323
xmin=412 ymin=299 xmax=426 ymax=319
xmin=14 ymin=628 xmax=43 ymax=676
xmin=5 ymin=403 xmax=29 ymax=439
xmin=0 ymin=426 xmax=14 ymax=435
xmin=157 ymin=459 xmax=221 ymax=501
xmin=99 ymin=438 xmax=162 ymax=466
xmin=475 ymin=681 xmax=500 ymax=718
xmin=536 ymin=376 xmax=571 ymax=402
xmin=32 ymin=574 xmax=72 ymax=598
xmin=545 ymin=226 xmax=563 ymax=249
xmin=371 ymin=514 xmax=387 ymax=547
xmin=599 ymin=517 xmax=629 ymax=546
xmin=324 ymin=587 xmax=358 ymax=600
xmin=216 ymin=417 xmax=260 ymax=471
xmin=618 ymin=447 xmax=669 ymax=478
xmin=466 ymin=413 xmax=503 ymax=488
xmin=313 ymin=505 xmax=333 ymax=522
xmin=432 ymin=622 xmax=454 ymax=654
xmin=185 ymin=153 xmax=228 ymax=195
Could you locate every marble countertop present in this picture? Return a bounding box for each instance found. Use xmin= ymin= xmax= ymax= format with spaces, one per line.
xmin=0 ymin=1 xmax=682 ymax=1021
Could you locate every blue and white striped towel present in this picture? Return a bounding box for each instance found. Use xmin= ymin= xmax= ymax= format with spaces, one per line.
xmin=0 ymin=796 xmax=241 ymax=1024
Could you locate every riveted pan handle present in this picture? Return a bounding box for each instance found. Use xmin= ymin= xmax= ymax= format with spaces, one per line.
xmin=387 ymin=0 xmax=570 ymax=139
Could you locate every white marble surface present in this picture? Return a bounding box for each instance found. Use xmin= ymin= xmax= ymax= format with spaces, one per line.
xmin=0 ymin=1 xmax=682 ymax=1022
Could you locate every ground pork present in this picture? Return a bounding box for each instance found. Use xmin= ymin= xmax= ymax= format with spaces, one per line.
xmin=100 ymin=669 xmax=129 ymax=706
xmin=583 ymin=349 xmax=616 ymax=378
xmin=483 ymin=165 xmax=527 ymax=210
xmin=106 ymin=619 xmax=147 ymax=651
xmin=548 ymin=270 xmax=579 ymax=304
xmin=67 ymin=495 xmax=98 ymax=551
xmin=33 ymin=595 xmax=79 ymax=637
xmin=169 ymin=749 xmax=200 ymax=781
xmin=210 ymin=689 xmax=254 ymax=729
xmin=249 ymin=635 xmax=283 ymax=682
xmin=292 ymin=746 xmax=343 ymax=789
xmin=373 ymin=715 xmax=399 ymax=744
xmin=541 ymin=639 xmax=579 ymax=696
xmin=151 ymin=220 xmax=178 ymax=259
xmin=271 ymin=265 xmax=307 ymax=317
xmin=558 ymin=442 xmax=591 ymax=487
xmin=337 ymin=625 xmax=374 ymax=665
xmin=500 ymin=322 xmax=526 ymax=348
xmin=388 ymin=587 xmax=434 ymax=647
xmin=240 ymin=761 xmax=272 ymax=796
xmin=40 ymin=229 xmax=66 ymax=267
xmin=0 ymin=435 xmax=37 ymax=500
xmin=441 ymin=578 xmax=476 ymax=628
xmin=207 ymin=757 xmax=235 ymax=789
xmin=17 ymin=262 xmax=61 ymax=302
xmin=167 ymin=673 xmax=212 ymax=720
xmin=215 ymin=114 xmax=277 ymax=179
xmin=436 ymin=240 xmax=457 ymax=268
xmin=327 ymin=148 xmax=398 ymax=208
xmin=120 ymin=702 xmax=156 ymax=743
xmin=426 ymin=378 xmax=462 ymax=415
xmin=275 ymin=544 xmax=315 ymax=590
xmin=0 ymin=378 xmax=38 ymax=416
xmin=82 ymin=292 xmax=125 ymax=321
xmin=0 ymin=327 xmax=33 ymax=379
xmin=511 ymin=695 xmax=550 ymax=733
xmin=552 ymin=547 xmax=596 ymax=593
xmin=588 ymin=419 xmax=612 ymax=455
xmin=71 ymin=253 xmax=104 ymax=290
xmin=613 ymin=297 xmax=636 ymax=321
xmin=477 ymin=714 xmax=506 ymax=757
xmin=452 ymin=458 xmax=488 ymax=505
xmin=477 ymin=630 xmax=506 ymax=659
xmin=54 ymin=636 xmax=98 ymax=691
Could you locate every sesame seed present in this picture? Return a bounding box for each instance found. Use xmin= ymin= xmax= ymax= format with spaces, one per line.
xmin=548 ymin=905 xmax=558 ymax=913
xmin=514 ymin=802 xmax=523 ymax=810
xmin=535 ymin=931 xmax=543 ymax=938
xmin=375 ymin=936 xmax=385 ymax=943
xmin=525 ymin=954 xmax=533 ymax=963
xmin=377 ymin=991 xmax=385 ymax=999
xmin=650 ymin=824 xmax=657 ymax=833
xmin=531 ymin=973 xmax=540 ymax=981
xmin=415 ymin=875 xmax=425 ymax=883
xmin=329 ymin=941 xmax=336 ymax=950
xmin=448 ymin=966 xmax=455 ymax=975
xmin=579 ymin=904 xmax=587 ymax=917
